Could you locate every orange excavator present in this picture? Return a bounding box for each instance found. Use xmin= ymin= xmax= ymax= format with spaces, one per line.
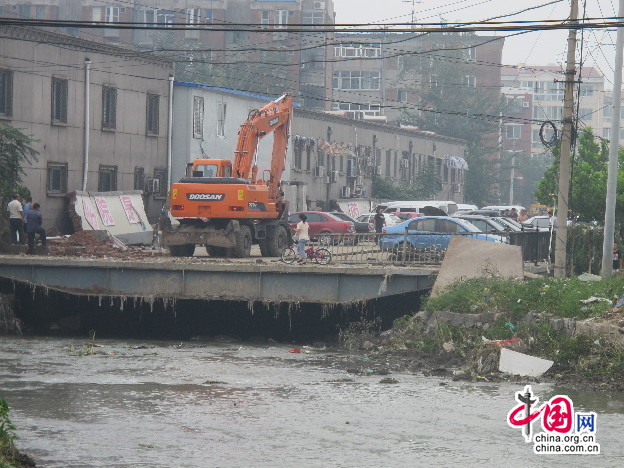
xmin=161 ymin=94 xmax=293 ymax=257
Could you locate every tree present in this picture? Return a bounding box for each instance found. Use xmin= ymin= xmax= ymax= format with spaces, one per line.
xmin=373 ymin=159 xmax=441 ymax=200
xmin=398 ymin=33 xmax=504 ymax=206
xmin=0 ymin=124 xmax=38 ymax=197
xmin=535 ymin=128 xmax=624 ymax=223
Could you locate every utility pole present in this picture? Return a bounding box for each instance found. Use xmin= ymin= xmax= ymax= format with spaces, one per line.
xmin=601 ymin=0 xmax=624 ymax=277
xmin=553 ymin=0 xmax=579 ymax=278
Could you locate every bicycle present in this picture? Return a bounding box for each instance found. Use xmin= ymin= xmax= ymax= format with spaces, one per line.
xmin=281 ymin=243 xmax=332 ymax=265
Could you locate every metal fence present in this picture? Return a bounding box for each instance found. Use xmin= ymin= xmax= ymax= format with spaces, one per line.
xmin=311 ymin=230 xmax=552 ymax=266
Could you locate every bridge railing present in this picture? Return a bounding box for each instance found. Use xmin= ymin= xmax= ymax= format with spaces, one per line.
xmin=313 ymin=230 xmax=552 ymax=266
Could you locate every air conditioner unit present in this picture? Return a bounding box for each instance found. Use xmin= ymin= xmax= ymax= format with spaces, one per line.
xmin=400 ymin=159 xmax=409 ymax=168
xmin=341 ymin=186 xmax=351 ymax=198
xmin=146 ymin=178 xmax=160 ymax=193
xmin=314 ymin=1 xmax=326 ymax=10
xmin=452 ymin=184 xmax=462 ymax=193
xmin=353 ymin=188 xmax=363 ymax=197
xmin=330 ymin=170 xmax=338 ymax=183
xmin=313 ymin=166 xmax=325 ymax=178
xmin=375 ymin=165 xmax=382 ymax=175
xmin=355 ymin=176 xmax=364 ymax=187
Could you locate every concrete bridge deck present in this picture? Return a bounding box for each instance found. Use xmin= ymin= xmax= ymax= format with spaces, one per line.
xmin=0 ymin=255 xmax=437 ymax=304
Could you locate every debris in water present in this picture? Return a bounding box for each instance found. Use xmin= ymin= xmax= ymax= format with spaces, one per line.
xmin=288 ymin=348 xmax=301 ymax=353
xmin=498 ymin=348 xmax=554 ymax=377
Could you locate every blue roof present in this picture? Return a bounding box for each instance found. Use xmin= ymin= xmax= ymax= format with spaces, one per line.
xmin=174 ymin=81 xmax=301 ymax=106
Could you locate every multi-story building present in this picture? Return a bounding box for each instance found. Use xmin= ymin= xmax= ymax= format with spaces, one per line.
xmin=331 ymin=32 xmax=505 ymax=124
xmin=0 ymin=0 xmax=336 ymax=111
xmin=0 ymin=25 xmax=173 ymax=229
xmin=501 ymin=65 xmax=606 ymax=158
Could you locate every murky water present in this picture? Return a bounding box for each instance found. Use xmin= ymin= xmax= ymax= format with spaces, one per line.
xmin=1 ymin=336 xmax=623 ymax=467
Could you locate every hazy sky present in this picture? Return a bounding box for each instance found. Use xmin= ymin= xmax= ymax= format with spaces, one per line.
xmin=333 ymin=0 xmax=619 ymax=87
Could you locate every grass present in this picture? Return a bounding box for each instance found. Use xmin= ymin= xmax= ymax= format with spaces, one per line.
xmin=423 ymin=276 xmax=624 ymax=320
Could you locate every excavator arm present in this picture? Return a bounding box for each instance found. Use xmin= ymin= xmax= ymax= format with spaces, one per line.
xmin=232 ymin=94 xmax=292 ymax=204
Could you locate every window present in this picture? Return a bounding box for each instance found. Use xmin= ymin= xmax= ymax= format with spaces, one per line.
xmin=186 ymin=8 xmax=201 ymax=25
xmin=204 ymin=9 xmax=213 ymax=23
xmin=36 ymin=5 xmax=46 ymax=19
xmin=464 ymin=75 xmax=476 ymax=87
xmin=436 ymin=219 xmax=463 ymax=233
xmin=397 ymin=89 xmax=407 ymax=102
xmin=466 ymin=46 xmax=476 ymax=61
xmin=275 ymin=10 xmax=288 ymax=28
xmin=332 ymin=71 xmax=381 ymax=90
xmin=134 ymin=167 xmax=145 ymax=191
xmin=105 ymin=6 xmax=119 ymax=23
xmin=0 ymin=70 xmax=13 ymax=117
xmin=193 ymin=96 xmax=204 ymax=139
xmin=217 ymin=101 xmax=226 ymax=137
xmin=47 ymin=162 xmax=68 ymax=195
xmin=505 ymin=124 xmax=521 ymax=140
xmin=186 ymin=8 xmax=201 ymax=38
xmin=408 ymin=219 xmax=436 ymax=231
xmin=98 ymin=165 xmax=118 ymax=192
xmin=153 ymin=168 xmax=167 ymax=198
xmin=146 ymin=94 xmax=159 ymax=134
xmin=261 ymin=11 xmax=270 ymax=29
xmin=302 ymin=12 xmax=324 ymax=24
xmin=51 ymin=78 xmax=68 ymax=123
xmin=102 ymin=86 xmax=117 ymax=129
xmin=334 ymin=43 xmax=381 ymax=58
xmin=332 ymin=102 xmax=381 ymax=118
xmin=157 ymin=10 xmax=175 ymax=26
xmin=18 ymin=4 xmax=30 ymax=18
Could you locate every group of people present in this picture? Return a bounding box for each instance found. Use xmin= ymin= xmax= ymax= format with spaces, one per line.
xmin=7 ymin=194 xmax=46 ymax=254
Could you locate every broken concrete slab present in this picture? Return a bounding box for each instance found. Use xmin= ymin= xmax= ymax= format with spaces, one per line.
xmin=67 ymin=191 xmax=153 ymax=246
xmin=431 ymin=236 xmax=523 ymax=297
xmin=498 ymin=348 xmax=554 ymax=377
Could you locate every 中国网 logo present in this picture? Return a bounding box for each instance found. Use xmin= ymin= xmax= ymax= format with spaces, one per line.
xmin=507 ymin=385 xmax=600 ymax=454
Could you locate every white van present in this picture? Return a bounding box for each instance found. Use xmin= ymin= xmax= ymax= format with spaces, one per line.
xmin=481 ymin=205 xmax=526 ymax=213
xmin=375 ymin=200 xmax=459 ymax=215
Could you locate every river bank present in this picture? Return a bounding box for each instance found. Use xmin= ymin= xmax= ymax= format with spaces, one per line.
xmin=340 ymin=275 xmax=624 ymax=392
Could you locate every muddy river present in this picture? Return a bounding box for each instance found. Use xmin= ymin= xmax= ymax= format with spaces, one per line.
xmin=1 ymin=336 xmax=623 ymax=467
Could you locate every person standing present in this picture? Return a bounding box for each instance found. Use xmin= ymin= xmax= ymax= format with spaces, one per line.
xmin=294 ymin=213 xmax=309 ymax=263
xmin=7 ymin=194 xmax=25 ymax=244
xmin=509 ymin=208 xmax=518 ymax=220
xmin=23 ymin=196 xmax=32 ymax=232
xmin=374 ymin=207 xmax=386 ymax=234
xmin=517 ymin=209 xmax=529 ymax=223
xmin=26 ymin=203 xmax=46 ymax=255
xmin=548 ymin=210 xmax=557 ymax=228
xmin=613 ymin=243 xmax=622 ymax=271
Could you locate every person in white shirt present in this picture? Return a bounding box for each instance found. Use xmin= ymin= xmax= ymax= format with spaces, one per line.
xmin=294 ymin=213 xmax=310 ymax=263
xmin=548 ymin=210 xmax=557 ymax=228
xmin=7 ymin=194 xmax=25 ymax=244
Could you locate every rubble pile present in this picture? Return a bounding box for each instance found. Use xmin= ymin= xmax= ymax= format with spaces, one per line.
xmin=47 ymin=230 xmax=165 ymax=260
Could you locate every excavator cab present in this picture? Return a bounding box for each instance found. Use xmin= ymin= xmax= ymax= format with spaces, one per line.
xmin=184 ymin=159 xmax=233 ymax=179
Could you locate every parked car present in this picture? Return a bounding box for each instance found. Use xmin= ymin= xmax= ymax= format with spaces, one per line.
xmin=330 ymin=212 xmax=372 ymax=234
xmin=522 ymin=215 xmax=553 ymax=232
xmin=390 ymin=212 xmax=422 ymax=221
xmin=330 ymin=212 xmax=371 ymax=245
xmin=378 ymin=216 xmax=504 ymax=252
xmin=492 ymin=217 xmax=522 ymax=232
xmin=357 ymin=213 xmax=402 ymax=230
xmin=287 ymin=211 xmax=355 ymax=244
xmin=452 ymin=215 xmax=508 ymax=234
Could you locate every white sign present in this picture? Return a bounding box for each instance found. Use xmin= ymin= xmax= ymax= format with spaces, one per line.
xmin=348 ymin=202 xmax=361 ymax=219
xmin=119 ymin=195 xmax=139 ymax=224
xmin=82 ymin=198 xmax=100 ymax=230
xmin=95 ymin=197 xmax=115 ymax=226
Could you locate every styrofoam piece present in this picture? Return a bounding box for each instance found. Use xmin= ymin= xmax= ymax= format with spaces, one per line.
xmin=498 ymin=347 xmax=554 ymax=377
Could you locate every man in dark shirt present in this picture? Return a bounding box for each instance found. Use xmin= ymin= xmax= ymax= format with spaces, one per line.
xmin=374 ymin=207 xmax=386 ymax=234
xmin=613 ymin=243 xmax=622 ymax=271
xmin=26 ymin=203 xmax=46 ymax=255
